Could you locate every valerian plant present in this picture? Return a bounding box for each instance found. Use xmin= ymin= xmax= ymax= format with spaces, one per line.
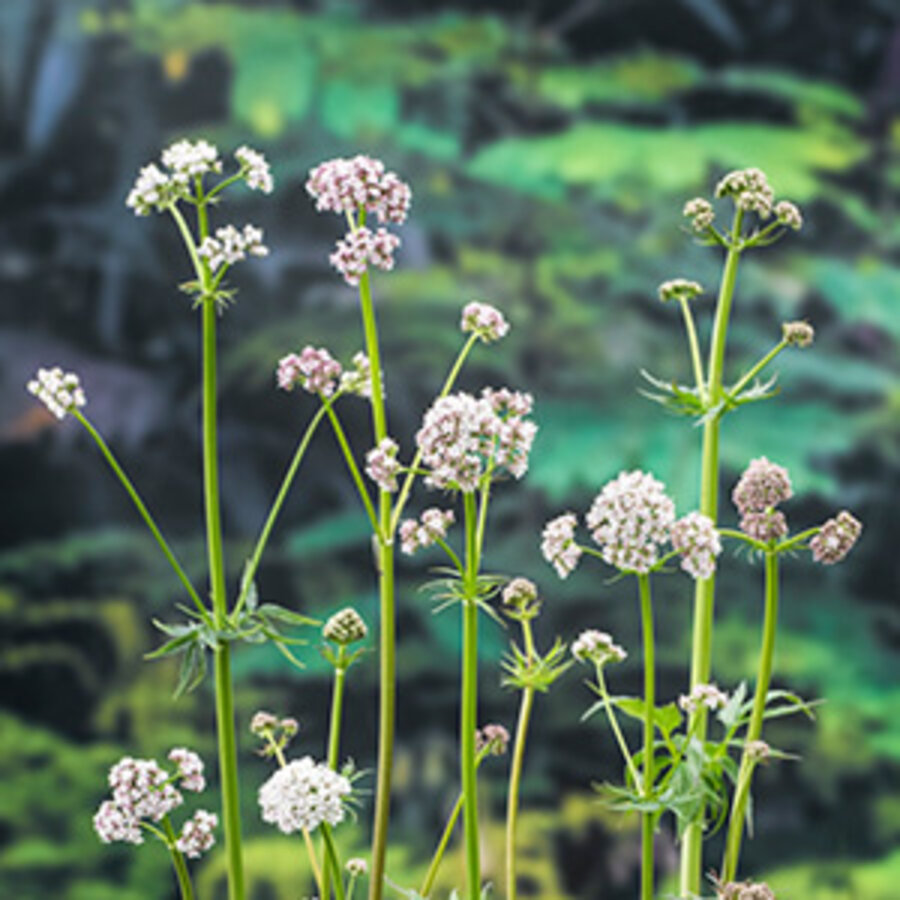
xmin=27 ymin=151 xmax=863 ymax=900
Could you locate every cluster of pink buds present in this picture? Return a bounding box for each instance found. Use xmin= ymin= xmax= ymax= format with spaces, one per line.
xmin=461 ymin=301 xmax=510 ymax=343
xmin=306 ymin=155 xmax=411 ymax=225
xmin=399 ymin=507 xmax=455 ymax=555
xmin=415 ymin=388 xmax=537 ymax=492
xmin=475 ymin=723 xmax=511 ymax=756
xmin=670 ymin=511 xmax=722 ymax=579
xmin=810 ymin=510 xmax=862 ymax=565
xmin=732 ymin=457 xmax=792 ymax=543
xmin=365 ymin=438 xmax=401 ymax=492
xmin=571 ymin=629 xmax=627 ymax=666
xmin=678 ymin=682 xmax=728 ymax=714
xmin=277 ymin=346 xmax=343 ymax=396
xmin=540 ymin=513 xmax=583 ymax=579
xmin=176 ymin=810 xmax=219 ymax=858
xmin=329 ymin=226 xmax=401 ymax=286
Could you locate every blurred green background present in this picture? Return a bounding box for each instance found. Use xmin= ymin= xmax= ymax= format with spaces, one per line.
xmin=1 ymin=0 xmax=898 ymax=897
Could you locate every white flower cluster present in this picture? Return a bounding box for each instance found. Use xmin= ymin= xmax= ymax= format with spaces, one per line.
xmin=540 ymin=513 xmax=582 ymax=579
xmin=782 ymin=320 xmax=814 ymax=348
xmin=571 ymin=629 xmax=627 ymax=666
xmin=774 ymin=200 xmax=802 ymax=230
xmin=365 ymin=438 xmax=401 ymax=492
xmin=461 ymin=301 xmax=510 ymax=343
xmin=501 ymin=577 xmax=538 ymax=610
xmin=176 ymin=809 xmax=218 ymax=858
xmin=127 ymin=140 xmax=273 ymax=215
xmin=586 ymin=471 xmax=676 ymax=574
xmin=277 ymin=346 xmax=342 ymax=396
xmin=658 ymin=278 xmax=704 ymax=303
xmin=399 ymin=507 xmax=455 ymax=555
xmin=679 ymin=682 xmax=728 ymax=714
xmin=258 ymin=757 xmax=351 ymax=834
xmin=235 ymin=145 xmax=274 ymax=194
xmin=306 ymin=155 xmax=411 ymax=225
xmin=168 ymin=748 xmax=205 ymax=793
xmin=415 ymin=388 xmax=537 ymax=492
xmin=339 ymin=352 xmax=375 ymax=398
xmin=669 ymin=511 xmax=721 ymax=580
xmin=715 ymin=167 xmax=775 ymax=217
xmin=329 ymin=226 xmax=401 ymax=286
xmin=683 ymin=196 xmax=715 ymax=232
xmin=93 ymin=752 xmax=213 ymax=855
xmin=197 ymin=224 xmax=268 ymax=272
xmin=27 ymin=367 xmax=86 ymax=420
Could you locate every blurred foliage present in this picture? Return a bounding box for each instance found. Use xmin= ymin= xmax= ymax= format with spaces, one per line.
xmin=1 ymin=0 xmax=899 ymax=897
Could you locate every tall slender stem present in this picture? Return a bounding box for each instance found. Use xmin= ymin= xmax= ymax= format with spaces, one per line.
xmin=461 ymin=491 xmax=481 ymax=900
xmin=163 ymin=816 xmax=196 ymax=900
xmin=638 ymin=573 xmax=656 ymax=900
xmin=322 ymin=662 xmax=347 ymax=899
xmin=73 ymin=410 xmax=204 ymax=616
xmin=505 ymin=685 xmax=534 ymax=900
xmin=721 ymin=551 xmax=779 ymax=882
xmin=595 ymin=666 xmax=642 ymax=791
xmin=680 ymin=209 xmax=743 ymax=897
xmin=322 ymin=824 xmax=346 ymax=900
xmin=678 ymin=297 xmax=707 ymax=404
xmin=420 ymin=793 xmax=465 ymax=897
xmin=728 ymin=340 xmax=787 ymax=398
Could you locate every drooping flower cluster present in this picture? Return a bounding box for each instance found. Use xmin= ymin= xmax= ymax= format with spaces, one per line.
xmin=571 ymin=629 xmax=627 ymax=666
xmin=670 ymin=512 xmax=722 ymax=580
xmin=197 ymin=224 xmax=268 ymax=272
xmin=258 ymin=757 xmax=352 ymax=834
xmin=305 ymin=155 xmax=411 ymax=225
xmin=176 ymin=810 xmax=219 ymax=858
xmin=540 ymin=513 xmax=582 ymax=579
xmin=168 ymin=748 xmax=205 ymax=792
xmin=323 ymin=607 xmax=369 ymax=645
xmin=715 ymin=168 xmax=775 ymax=218
xmin=732 ymin=457 xmax=792 ymax=543
xmin=277 ymin=346 xmax=343 ymax=396
xmin=399 ymin=507 xmax=455 ymax=555
xmin=126 ymin=140 xmax=273 ymax=215
xmin=365 ymin=438 xmax=401 ymax=492
xmin=474 ymin=723 xmax=511 ymax=756
xmin=658 ymin=278 xmax=704 ymax=303
xmin=93 ymin=751 xmax=216 ymax=858
xmin=235 ymin=145 xmax=274 ymax=194
xmin=678 ymin=682 xmax=728 ymax=714
xmin=461 ymin=302 xmax=510 ymax=343
xmin=683 ymin=197 xmax=715 ymax=232
xmin=415 ymin=389 xmax=537 ymax=492
xmin=782 ymin=320 xmax=815 ymax=348
xmin=810 ymin=510 xmax=862 ymax=565
xmin=586 ymin=471 xmax=676 ymax=574
xmin=329 ymin=226 xmax=401 ymax=286
xmin=27 ymin=367 xmax=86 ymax=419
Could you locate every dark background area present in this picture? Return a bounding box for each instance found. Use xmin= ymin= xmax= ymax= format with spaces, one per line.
xmin=1 ymin=0 xmax=898 ymax=897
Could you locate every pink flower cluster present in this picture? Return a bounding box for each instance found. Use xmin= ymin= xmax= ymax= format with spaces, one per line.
xmin=93 ymin=750 xmax=215 ymax=857
xmin=415 ymin=389 xmax=537 ymax=492
xmin=176 ymin=809 xmax=218 ymax=858
xmin=810 ymin=510 xmax=862 ymax=565
xmin=306 ymin=155 xmax=411 ymax=225
xmin=571 ymin=629 xmax=627 ymax=666
xmin=365 ymin=438 xmax=401 ymax=492
xmin=277 ymin=346 xmax=343 ymax=396
xmin=732 ymin=457 xmax=792 ymax=542
xmin=475 ymin=723 xmax=511 ymax=756
xmin=399 ymin=507 xmax=455 ymax=555
xmin=679 ymin=682 xmax=728 ymax=714
xmin=586 ymin=471 xmax=676 ymax=574
xmin=670 ymin=511 xmax=721 ymax=579
xmin=461 ymin=302 xmax=510 ymax=343
xmin=540 ymin=513 xmax=582 ymax=579
xmin=329 ymin=226 xmax=400 ymax=286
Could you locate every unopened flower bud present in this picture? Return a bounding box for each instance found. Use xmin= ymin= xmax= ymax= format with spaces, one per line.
xmin=774 ymin=200 xmax=802 ymax=230
xmin=346 ymin=857 xmax=369 ymax=877
xmin=280 ymin=718 xmax=299 ymax=737
xmin=323 ymin=607 xmax=368 ymax=645
xmin=474 ymin=723 xmax=510 ymax=756
xmin=683 ymin=197 xmax=715 ymax=232
xmin=679 ymin=682 xmax=728 ymax=714
xmin=658 ymin=278 xmax=704 ymax=303
xmin=746 ymin=740 xmax=771 ymax=762
xmin=502 ymin=577 xmax=538 ymax=611
xmin=571 ymin=629 xmax=627 ymax=666
xmin=250 ymin=711 xmax=279 ymax=736
xmin=782 ymin=320 xmax=814 ymax=348
xmin=740 ymin=509 xmax=789 ymax=543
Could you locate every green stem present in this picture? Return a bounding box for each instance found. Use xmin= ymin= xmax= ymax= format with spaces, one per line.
xmin=321 ymin=824 xmax=346 ymax=900
xmin=162 ymin=816 xmax=196 ymax=900
xmin=595 ymin=666 xmax=642 ymax=791
xmin=680 ymin=208 xmax=743 ymax=897
xmin=324 ymin=403 xmax=381 ymax=537
xmin=461 ymin=491 xmax=481 ymax=900
xmin=678 ymin=297 xmax=707 ymax=404
xmin=728 ymin=340 xmax=787 ymax=399
xmin=73 ymin=410 xmax=205 ymax=617
xmin=506 ymin=685 xmax=535 ymax=900
xmin=718 ymin=528 xmax=768 ymax=553
xmin=389 ymin=333 xmax=479 ymax=535
xmin=232 ymin=401 xmax=331 ymax=620
xmin=638 ymin=573 xmax=655 ymax=900
xmin=322 ymin=663 xmax=347 ymax=899
xmin=775 ymin=527 xmax=820 ymax=554
xmin=721 ymin=551 xmax=779 ymax=882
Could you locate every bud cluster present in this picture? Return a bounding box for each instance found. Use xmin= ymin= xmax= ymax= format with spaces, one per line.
xmin=540 ymin=513 xmax=583 ymax=579
xmin=329 ymin=226 xmax=401 ymax=286
xmin=782 ymin=320 xmax=815 ymax=348
xmin=810 ymin=510 xmax=862 ymax=565
xmin=732 ymin=457 xmax=793 ymax=543
xmin=27 ymin=367 xmax=86 ymax=420
xmin=399 ymin=507 xmax=455 ymax=556
xmin=715 ymin=167 xmax=775 ymax=218
xmin=670 ymin=511 xmax=722 ymax=580
xmin=474 ymin=723 xmax=510 ymax=756
xmin=277 ymin=346 xmax=343 ymax=396
xmin=678 ymin=682 xmax=728 ymax=714
xmin=322 ymin=607 xmax=369 ymax=645
xmin=461 ymin=301 xmax=510 ymax=343
xmin=658 ymin=278 xmax=704 ymax=303
xmin=197 ymin=223 xmax=268 ymax=272
xmin=570 ymin=629 xmax=627 ymax=667
xmin=365 ymin=438 xmax=401 ymax=492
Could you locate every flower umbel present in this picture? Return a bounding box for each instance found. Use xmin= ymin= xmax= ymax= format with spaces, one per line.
xmin=323 ymin=608 xmax=369 ymax=645
xmin=540 ymin=513 xmax=583 ymax=579
xmin=197 ymin=224 xmax=268 ymax=273
xmin=168 ymin=748 xmax=205 ymax=792
xmin=678 ymin=682 xmax=728 ymax=714
xmin=399 ymin=508 xmax=455 ymax=555
xmin=258 ymin=756 xmax=352 ymax=834
xmin=277 ymin=346 xmax=343 ymax=396
xmin=670 ymin=511 xmax=722 ymax=579
xmin=474 ymin=723 xmax=511 ymax=756
xmin=810 ymin=510 xmax=862 ymax=564
xmin=329 ymin=226 xmax=401 ymax=286
xmin=732 ymin=457 xmax=793 ymax=516
xmin=175 ymin=809 xmax=218 ymax=858
xmin=306 ymin=155 xmax=411 ymax=225
xmin=715 ymin=168 xmax=775 ymax=218
xmin=683 ymin=197 xmax=715 ymax=232
xmin=234 ymin=145 xmax=274 ymax=194
xmin=570 ymin=629 xmax=627 ymax=666
xmin=365 ymin=438 xmax=401 ymax=492
xmin=461 ymin=301 xmax=510 ymax=343
xmin=27 ymin=367 xmax=86 ymax=420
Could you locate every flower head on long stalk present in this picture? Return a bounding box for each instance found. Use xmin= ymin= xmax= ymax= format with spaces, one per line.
xmin=27 ymin=367 xmax=86 ymax=419
xmin=258 ymin=757 xmax=352 ymax=834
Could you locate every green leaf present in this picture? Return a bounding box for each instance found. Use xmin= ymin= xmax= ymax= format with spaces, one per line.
xmin=144 ymin=628 xmax=198 ymax=660
xmin=256 ymin=603 xmax=319 ymax=627
xmin=173 ymin=641 xmax=206 ymax=699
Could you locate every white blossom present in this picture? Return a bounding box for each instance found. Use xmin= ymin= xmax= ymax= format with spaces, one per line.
xmin=235 ymin=145 xmax=274 ymax=193
xmin=197 ymin=224 xmax=268 ymax=272
xmin=27 ymin=367 xmax=86 ymax=420
xmin=258 ymin=757 xmax=351 ymax=834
